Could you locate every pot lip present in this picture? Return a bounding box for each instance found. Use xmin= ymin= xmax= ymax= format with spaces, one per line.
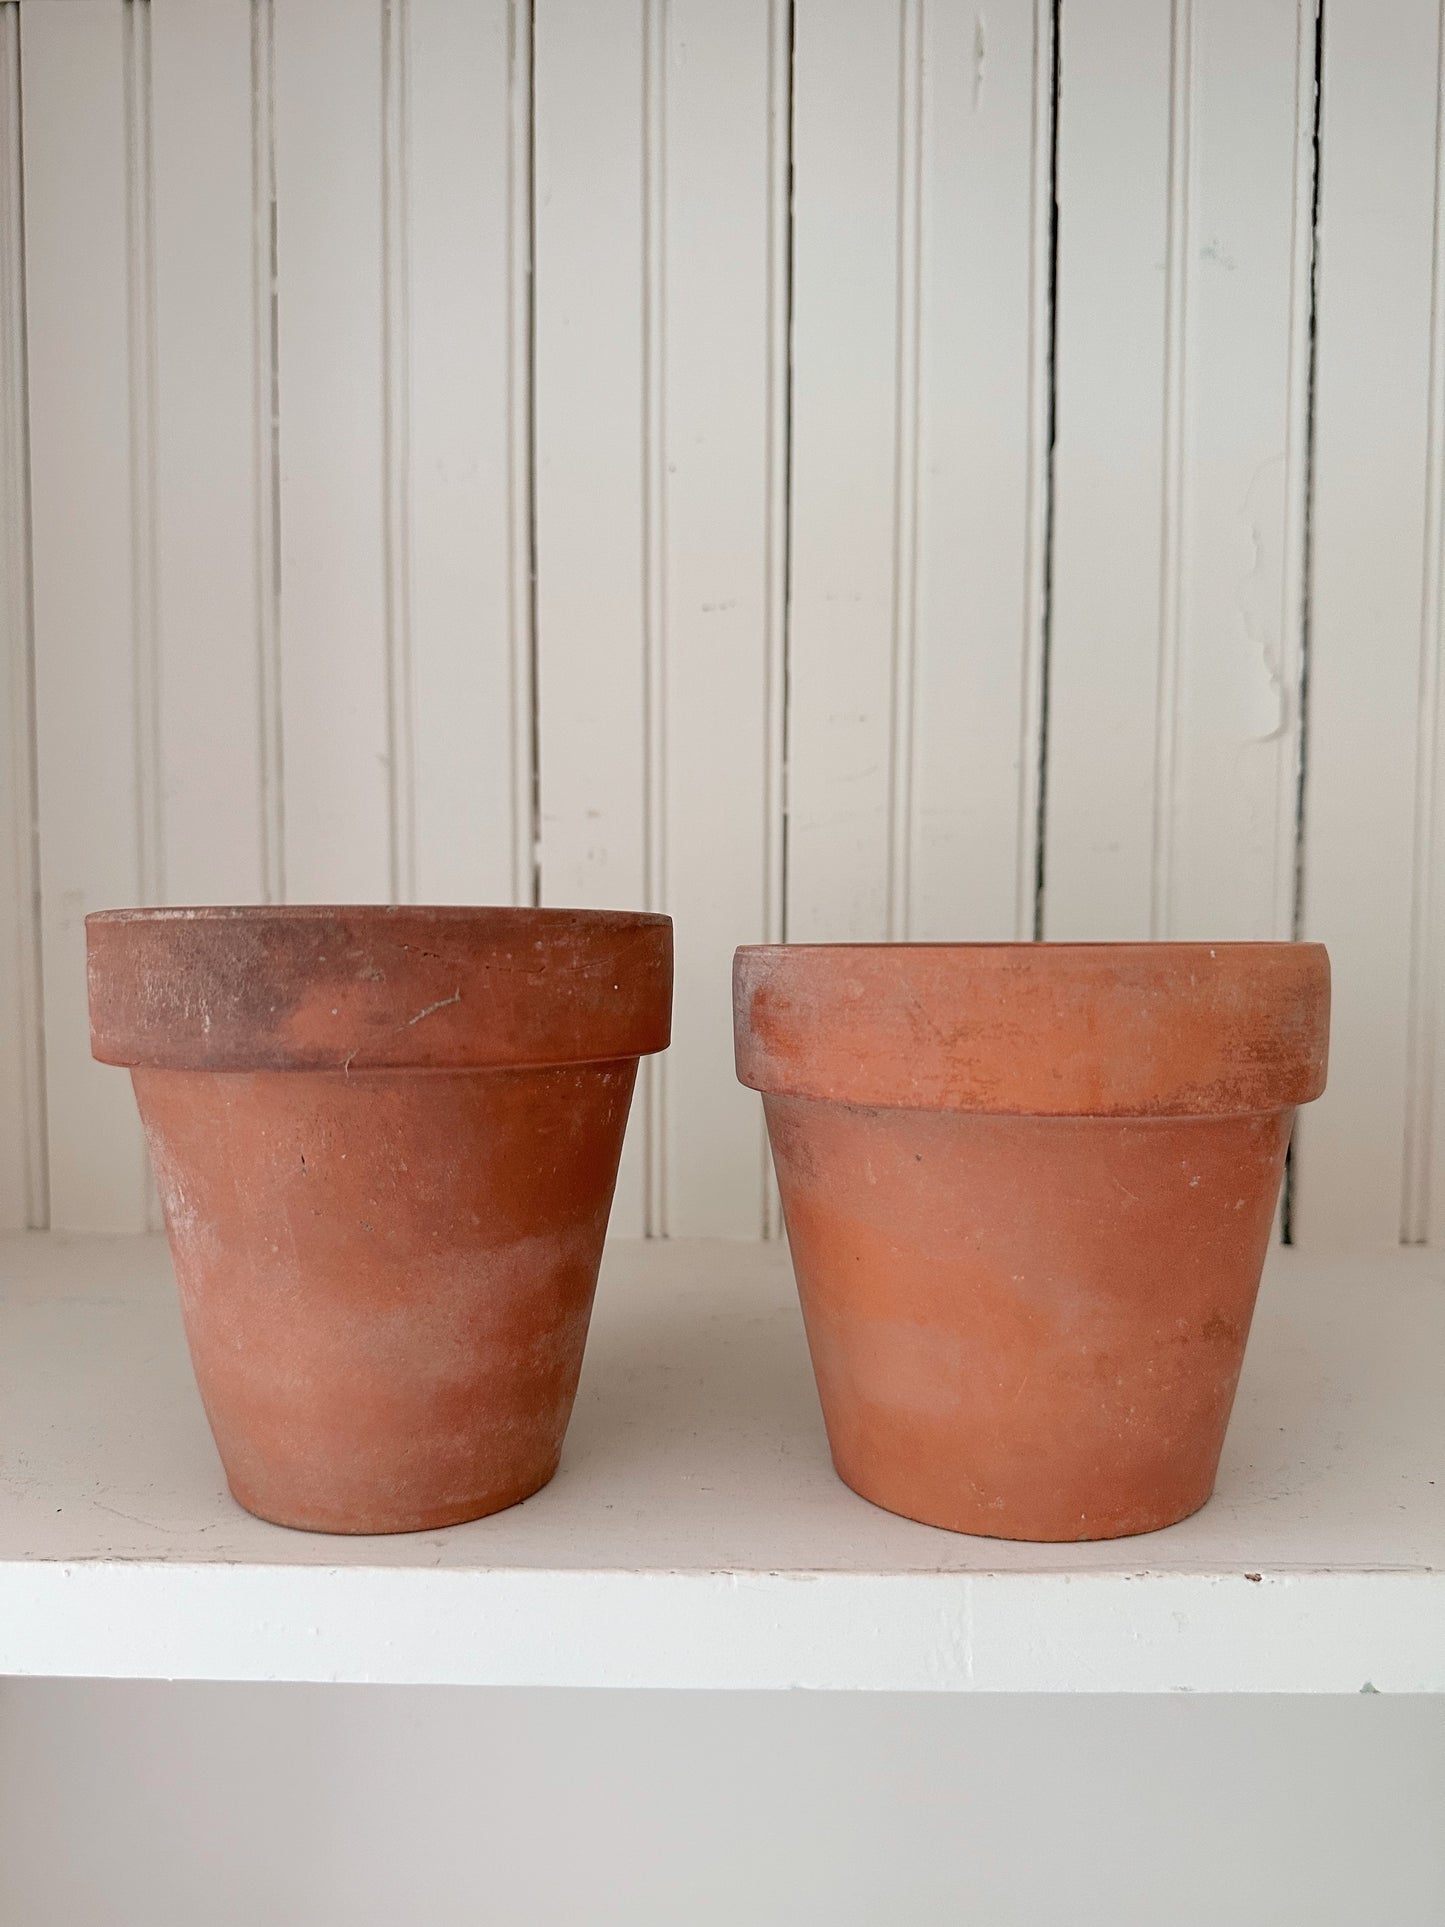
xmin=89 ymin=903 xmax=670 ymax=930
xmin=87 ymin=902 xmax=672 ymax=1073
xmin=736 ymin=939 xmax=1320 ymax=958
xmin=734 ymin=939 xmax=1330 ymax=1115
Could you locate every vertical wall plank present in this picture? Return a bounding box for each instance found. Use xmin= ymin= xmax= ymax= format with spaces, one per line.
xmin=1046 ymin=0 xmax=1313 ymax=947
xmin=789 ymin=0 xmax=1048 ymax=946
xmin=150 ymin=0 xmax=267 ymax=908
xmin=0 ymin=4 xmax=45 ymax=1228
xmin=1165 ymin=0 xmax=1314 ymax=943
xmin=786 ymin=0 xmax=901 ymax=943
xmin=1409 ymin=6 xmax=1445 ymax=1246
xmin=533 ymin=0 xmax=648 ymax=1233
xmin=1408 ymin=371 xmax=1445 ymax=1243
xmin=273 ymin=0 xmax=391 ymax=902
xmin=21 ymin=0 xmax=150 ymax=1230
xmin=661 ymin=0 xmax=782 ymax=1235
xmin=532 ymin=0 xmax=647 ymax=1235
xmin=406 ymin=0 xmax=533 ymax=906
xmin=760 ymin=0 xmax=790 ymax=1238
xmin=909 ymin=0 xmax=1052 ymax=942
xmin=1044 ymin=0 xmax=1172 ymax=939
xmin=1294 ymin=0 xmax=1442 ymax=1247
xmin=533 ymin=0 xmax=646 ymax=920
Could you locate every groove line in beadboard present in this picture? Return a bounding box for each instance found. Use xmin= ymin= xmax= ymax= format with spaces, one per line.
xmin=641 ymin=0 xmax=667 ymax=1235
xmin=1150 ymin=0 xmax=1193 ymax=942
xmin=1402 ymin=0 xmax=1445 ymax=1243
xmin=510 ymin=0 xmax=538 ymax=909
xmin=1017 ymin=0 xmax=1056 ymax=942
xmin=1029 ymin=0 xmax=1061 ymax=942
xmin=1 ymin=2 xmax=48 ymax=1227
xmin=124 ymin=0 xmax=162 ymax=915
xmin=1272 ymin=0 xmax=1323 ymax=1248
xmin=251 ymin=0 xmax=284 ymax=904
xmin=1280 ymin=0 xmax=1324 ymax=1249
xmin=382 ymin=0 xmax=415 ymax=904
xmin=123 ymin=0 xmax=162 ymax=1232
xmin=1273 ymin=0 xmax=1320 ymax=944
xmin=761 ymin=0 xmax=793 ymax=1238
xmin=885 ymin=0 xmax=923 ymax=945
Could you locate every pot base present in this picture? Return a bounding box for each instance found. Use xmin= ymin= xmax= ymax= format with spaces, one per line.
xmin=827 ymin=1458 xmax=1217 ymax=1544
xmin=223 ymin=1455 xmax=563 ymax=1537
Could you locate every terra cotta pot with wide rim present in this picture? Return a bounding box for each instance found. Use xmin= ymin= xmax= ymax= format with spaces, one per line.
xmin=734 ymin=941 xmax=1329 ymax=1542
xmin=88 ymin=904 xmax=672 ymax=1535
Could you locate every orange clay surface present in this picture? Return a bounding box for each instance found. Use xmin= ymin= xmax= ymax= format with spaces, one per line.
xmin=89 ymin=906 xmax=672 ymax=1535
xmin=735 ymin=943 xmax=1330 ymax=1542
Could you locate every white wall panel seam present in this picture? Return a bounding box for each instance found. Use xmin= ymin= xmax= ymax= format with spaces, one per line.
xmin=1017 ymin=0 xmax=1055 ymax=944
xmin=0 ymin=2 xmax=48 ymax=1228
xmin=509 ymin=0 xmax=537 ymax=909
xmin=763 ymin=0 xmax=792 ymax=960
xmin=1283 ymin=0 xmax=1326 ymax=1240
xmin=382 ymin=0 xmax=416 ymax=904
xmin=761 ymin=0 xmax=791 ymax=1237
xmin=124 ymin=0 xmax=161 ymax=925
xmin=1274 ymin=0 xmax=1319 ymax=949
xmin=1403 ymin=0 xmax=1445 ymax=1242
xmin=1151 ymin=0 xmax=1192 ymax=940
xmin=251 ymin=0 xmax=284 ymax=905
xmin=642 ymin=0 xmax=666 ymax=1235
xmin=886 ymin=0 xmax=921 ymax=944
xmin=122 ymin=0 xmax=163 ymax=1232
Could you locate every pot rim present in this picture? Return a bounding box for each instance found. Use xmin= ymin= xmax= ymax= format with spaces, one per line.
xmin=88 ymin=903 xmax=672 ymax=1073
xmin=89 ymin=903 xmax=670 ymax=931
xmin=736 ymin=939 xmax=1305 ymax=955
xmin=733 ymin=940 xmax=1329 ymax=1117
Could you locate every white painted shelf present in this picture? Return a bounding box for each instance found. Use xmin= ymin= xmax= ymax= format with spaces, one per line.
xmin=0 ymin=1233 xmax=1441 ymax=1692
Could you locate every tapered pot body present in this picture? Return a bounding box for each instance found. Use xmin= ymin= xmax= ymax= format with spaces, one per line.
xmin=89 ymin=905 xmax=672 ymax=1534
xmin=735 ymin=943 xmax=1329 ymax=1542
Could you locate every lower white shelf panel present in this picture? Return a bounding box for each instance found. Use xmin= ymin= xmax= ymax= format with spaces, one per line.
xmin=1 ymin=1233 xmax=1441 ymax=1692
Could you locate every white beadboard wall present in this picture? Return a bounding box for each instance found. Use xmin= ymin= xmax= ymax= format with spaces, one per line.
xmin=0 ymin=0 xmax=1442 ymax=1248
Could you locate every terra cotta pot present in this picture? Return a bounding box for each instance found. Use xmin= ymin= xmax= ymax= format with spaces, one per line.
xmin=88 ymin=905 xmax=672 ymax=1534
xmin=734 ymin=942 xmax=1329 ymax=1542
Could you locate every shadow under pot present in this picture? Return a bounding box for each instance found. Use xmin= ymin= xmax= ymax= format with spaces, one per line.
xmin=734 ymin=941 xmax=1330 ymax=1543
xmin=88 ymin=904 xmax=672 ymax=1535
